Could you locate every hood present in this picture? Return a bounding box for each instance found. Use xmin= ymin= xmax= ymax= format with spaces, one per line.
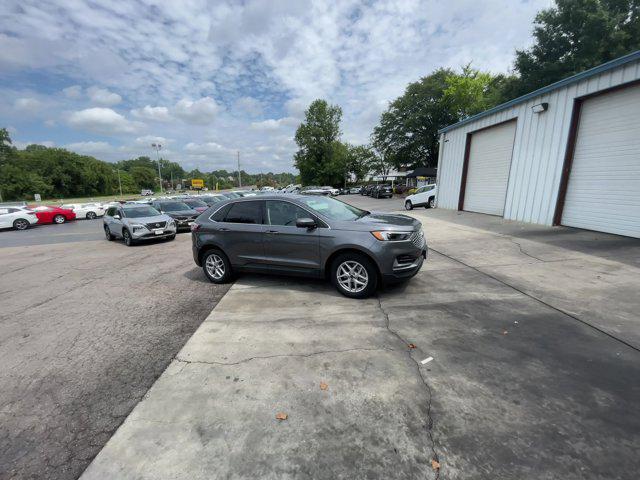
xmin=125 ymin=214 xmax=172 ymax=224
xmin=164 ymin=209 xmax=198 ymax=217
xmin=332 ymin=211 xmax=421 ymax=232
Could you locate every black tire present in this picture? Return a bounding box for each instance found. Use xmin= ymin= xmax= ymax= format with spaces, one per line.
xmin=405 ymin=200 xmax=413 ymax=211
xmin=166 ymin=234 xmax=176 ymax=241
xmin=104 ymin=226 xmax=115 ymax=241
xmin=13 ymin=218 xmax=29 ymax=230
xmin=202 ymin=249 xmax=233 ymax=283
xmin=53 ymin=214 xmax=66 ymax=224
xmin=331 ymin=252 xmax=378 ymax=299
xmin=427 ymin=197 xmax=435 ymax=208
xmin=122 ymin=228 xmax=134 ymax=246
xmin=86 ymin=211 xmax=97 ymax=219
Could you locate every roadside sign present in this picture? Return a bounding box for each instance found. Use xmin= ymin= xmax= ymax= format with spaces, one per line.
xmin=34 ymin=193 xmax=41 ymax=202
xmin=191 ymin=179 xmax=204 ymax=190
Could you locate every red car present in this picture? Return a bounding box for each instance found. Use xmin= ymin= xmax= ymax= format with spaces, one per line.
xmin=30 ymin=205 xmax=77 ymax=225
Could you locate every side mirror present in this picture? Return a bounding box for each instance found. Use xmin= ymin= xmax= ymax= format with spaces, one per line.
xmin=296 ymin=217 xmax=316 ymax=229
xmin=113 ymin=214 xmax=121 ymax=220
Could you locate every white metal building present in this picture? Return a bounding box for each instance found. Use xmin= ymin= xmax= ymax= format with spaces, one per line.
xmin=436 ymin=50 xmax=640 ymax=238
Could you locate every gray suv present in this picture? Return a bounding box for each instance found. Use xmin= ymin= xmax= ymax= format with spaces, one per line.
xmin=103 ymin=204 xmax=177 ymax=246
xmin=191 ymin=195 xmax=427 ymax=298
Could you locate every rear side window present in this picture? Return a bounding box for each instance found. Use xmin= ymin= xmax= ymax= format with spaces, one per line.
xmin=210 ymin=204 xmax=231 ymax=222
xmin=106 ymin=207 xmax=117 ymax=216
xmin=223 ymin=201 xmax=262 ymax=224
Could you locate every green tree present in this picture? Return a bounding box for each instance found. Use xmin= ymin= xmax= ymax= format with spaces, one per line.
xmin=294 ymin=99 xmax=344 ymax=186
xmin=512 ymin=0 xmax=640 ymax=96
xmin=372 ymin=69 xmax=457 ymax=170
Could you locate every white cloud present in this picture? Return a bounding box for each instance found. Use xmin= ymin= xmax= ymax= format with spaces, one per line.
xmin=134 ymin=135 xmax=170 ymax=146
xmin=250 ymin=117 xmax=298 ymax=131
xmin=68 ymin=108 xmax=143 ymax=135
xmin=62 ymin=85 xmax=82 ymax=98
xmin=184 ymin=141 xmax=230 ymax=154
xmin=65 ymin=141 xmax=111 ymax=154
xmin=234 ymin=96 xmax=263 ymax=117
xmin=87 ymin=86 xmax=122 ymax=106
xmin=14 ymin=97 xmax=42 ymax=113
xmin=173 ymin=97 xmax=220 ymax=124
xmin=131 ymin=105 xmax=172 ymax=122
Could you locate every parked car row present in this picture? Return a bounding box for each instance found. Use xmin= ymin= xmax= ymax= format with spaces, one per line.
xmin=0 ymin=202 xmax=108 ymax=231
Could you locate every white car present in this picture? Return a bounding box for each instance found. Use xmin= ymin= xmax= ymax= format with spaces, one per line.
xmin=321 ymin=186 xmax=340 ymax=196
xmin=404 ymin=184 xmax=438 ymax=210
xmin=260 ymin=186 xmax=275 ymax=192
xmin=0 ymin=206 xmax=39 ymax=230
xmin=62 ymin=203 xmax=106 ymax=220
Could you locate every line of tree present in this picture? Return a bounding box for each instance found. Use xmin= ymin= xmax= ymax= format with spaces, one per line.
xmin=0 ymin=128 xmax=297 ymax=201
xmin=294 ymin=0 xmax=640 ymax=185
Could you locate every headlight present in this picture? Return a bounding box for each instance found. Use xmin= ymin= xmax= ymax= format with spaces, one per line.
xmin=130 ymin=223 xmax=147 ymax=233
xmin=371 ymin=231 xmax=412 ymax=241
xmin=167 ymin=219 xmax=175 ymax=227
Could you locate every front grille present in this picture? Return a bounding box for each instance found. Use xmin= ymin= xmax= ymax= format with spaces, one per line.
xmin=145 ymin=221 xmax=166 ymax=229
xmin=409 ymin=230 xmax=425 ymax=249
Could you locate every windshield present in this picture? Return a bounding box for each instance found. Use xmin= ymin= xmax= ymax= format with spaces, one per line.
xmin=123 ymin=206 xmax=160 ymax=218
xmin=158 ymin=202 xmax=190 ymax=212
xmin=300 ymin=196 xmax=368 ymax=221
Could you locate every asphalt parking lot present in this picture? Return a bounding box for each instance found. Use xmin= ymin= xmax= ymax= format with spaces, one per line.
xmin=80 ymin=196 xmax=640 ymax=480
xmin=2 ymin=197 xmax=640 ymax=480
xmin=0 ymin=221 xmax=229 ymax=480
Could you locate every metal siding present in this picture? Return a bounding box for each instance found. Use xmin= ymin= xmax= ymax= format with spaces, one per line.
xmin=437 ymin=58 xmax=640 ymax=226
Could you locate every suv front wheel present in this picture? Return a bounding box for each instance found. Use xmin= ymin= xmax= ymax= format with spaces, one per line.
xmin=202 ymin=249 xmax=233 ymax=283
xmin=331 ymin=253 xmax=378 ymax=299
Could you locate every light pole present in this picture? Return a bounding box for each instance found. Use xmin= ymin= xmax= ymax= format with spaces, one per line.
xmin=151 ymin=143 xmax=163 ymax=194
xmin=237 ymin=151 xmax=242 ymax=188
xmin=116 ymin=169 xmax=123 ymax=197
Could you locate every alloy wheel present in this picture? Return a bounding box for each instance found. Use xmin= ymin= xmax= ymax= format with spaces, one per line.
xmin=205 ymin=254 xmax=225 ymax=280
xmin=54 ymin=215 xmax=65 ymax=224
xmin=14 ymin=219 xmax=28 ymax=230
xmin=336 ymin=260 xmax=369 ymax=293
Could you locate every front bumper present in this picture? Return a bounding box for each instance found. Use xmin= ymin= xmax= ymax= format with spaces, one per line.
xmin=382 ymin=247 xmax=427 ymax=284
xmin=131 ymin=225 xmax=177 ymax=239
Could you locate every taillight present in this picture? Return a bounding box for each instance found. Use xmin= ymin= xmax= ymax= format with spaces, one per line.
xmin=190 ymin=223 xmax=200 ymax=232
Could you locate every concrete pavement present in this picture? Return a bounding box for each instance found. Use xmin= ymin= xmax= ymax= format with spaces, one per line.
xmin=80 ymin=207 xmax=640 ymax=479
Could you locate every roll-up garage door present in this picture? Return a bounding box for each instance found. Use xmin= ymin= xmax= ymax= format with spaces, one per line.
xmin=561 ymin=85 xmax=640 ymax=238
xmin=463 ymin=120 xmax=516 ymax=216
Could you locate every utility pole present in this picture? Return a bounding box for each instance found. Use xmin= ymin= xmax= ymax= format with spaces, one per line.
xmin=170 ymin=171 xmax=174 ymax=190
xmin=237 ymin=151 xmax=242 ymax=188
xmin=116 ymin=169 xmax=123 ymax=197
xmin=151 ymin=143 xmax=163 ymax=194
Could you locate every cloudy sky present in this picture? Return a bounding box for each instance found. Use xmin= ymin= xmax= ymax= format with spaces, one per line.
xmin=1 ymin=0 xmax=547 ymax=173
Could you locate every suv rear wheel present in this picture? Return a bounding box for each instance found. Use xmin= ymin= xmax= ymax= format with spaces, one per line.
xmin=404 ymin=200 xmax=413 ymax=210
xmin=331 ymin=253 xmax=378 ymax=299
xmin=202 ymin=249 xmax=233 ymax=283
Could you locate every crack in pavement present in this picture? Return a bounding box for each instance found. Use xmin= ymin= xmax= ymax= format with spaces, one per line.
xmin=174 ymin=346 xmax=397 ymax=366
xmin=375 ymin=296 xmax=440 ymax=479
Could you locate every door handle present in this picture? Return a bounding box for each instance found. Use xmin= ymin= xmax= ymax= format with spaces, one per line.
xmin=218 ymin=227 xmax=229 ymax=231
xmin=266 ymin=230 xmax=279 ymax=234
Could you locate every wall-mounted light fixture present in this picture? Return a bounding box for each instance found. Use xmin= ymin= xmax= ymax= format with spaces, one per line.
xmin=532 ymin=102 xmax=549 ymax=114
